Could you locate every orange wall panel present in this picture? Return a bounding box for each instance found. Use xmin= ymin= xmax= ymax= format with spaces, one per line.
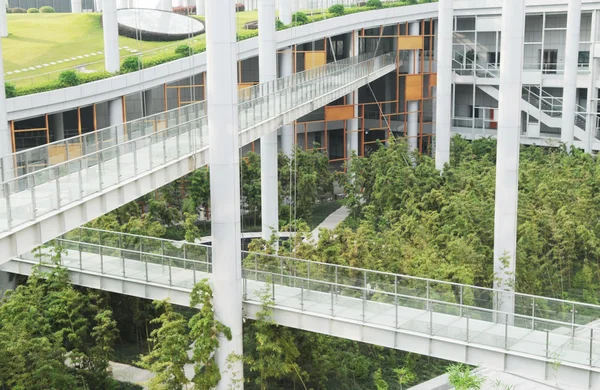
xmin=305 ymin=52 xmax=327 ymax=70
xmin=405 ymin=74 xmax=423 ymax=101
xmin=397 ymin=36 xmax=424 ymax=50
xmin=325 ymin=105 xmax=355 ymax=121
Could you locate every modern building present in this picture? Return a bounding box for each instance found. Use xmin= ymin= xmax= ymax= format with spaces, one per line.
xmin=2 ymin=0 xmax=600 ymax=388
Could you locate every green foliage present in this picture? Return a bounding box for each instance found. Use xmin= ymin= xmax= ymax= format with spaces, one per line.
xmin=39 ymin=5 xmax=55 ymax=13
xmin=328 ymin=4 xmax=345 ymax=16
xmin=5 ymin=82 xmax=16 ymax=98
xmin=276 ymin=18 xmax=286 ymax=30
xmin=244 ymin=282 xmax=308 ymax=389
xmin=189 ymin=166 xmax=211 ymax=217
xmin=366 ymin=0 xmax=383 ymax=8
xmin=26 ymin=7 xmax=39 ymax=13
xmin=138 ymin=300 xmax=191 ymax=390
xmin=0 ymin=246 xmax=118 ymax=389
xmin=121 ymin=56 xmax=142 ymax=73
xmin=58 ymin=70 xmax=81 ymax=87
xmin=373 ymin=368 xmax=389 ymax=390
xmin=175 ymin=44 xmax=193 ymax=57
xmin=238 ymin=29 xmax=259 ymax=41
xmin=292 ymin=11 xmax=309 ymax=25
xmin=447 ymin=364 xmax=484 ymax=390
xmin=189 ymin=279 xmax=233 ymax=389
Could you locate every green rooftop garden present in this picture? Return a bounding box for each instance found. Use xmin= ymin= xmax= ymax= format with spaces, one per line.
xmin=3 ymin=0 xmax=436 ymax=98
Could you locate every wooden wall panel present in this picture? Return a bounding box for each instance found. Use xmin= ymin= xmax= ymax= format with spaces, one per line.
xmin=305 ymin=52 xmax=327 ymax=70
xmin=325 ymin=105 xmax=355 ymax=121
xmin=405 ymin=74 xmax=423 ymax=101
xmin=398 ymin=36 xmax=424 ymax=50
xmin=429 ymin=73 xmax=437 ymax=87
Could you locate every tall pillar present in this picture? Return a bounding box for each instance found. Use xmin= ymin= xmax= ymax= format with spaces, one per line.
xmin=159 ymin=0 xmax=172 ymax=11
xmin=109 ymin=98 xmax=125 ymax=142
xmin=561 ymin=0 xmax=582 ymax=149
xmin=196 ymin=0 xmax=205 ymax=15
xmin=0 ymin=38 xmax=10 ymax=161
xmin=434 ymin=0 xmax=452 ymax=171
xmin=407 ymin=21 xmax=420 ymax=153
xmin=279 ymin=0 xmax=295 ymax=157
xmin=206 ymin=0 xmax=243 ymax=387
xmin=493 ymin=0 xmax=526 ymax=316
xmin=0 ymin=3 xmax=8 ymax=38
xmin=51 ymin=113 xmax=65 ymax=141
xmin=259 ymin=0 xmax=279 ymax=241
xmin=71 ymin=0 xmax=82 ymax=13
xmin=103 ymin=0 xmax=120 ymax=74
xmin=347 ymin=31 xmax=360 ymax=158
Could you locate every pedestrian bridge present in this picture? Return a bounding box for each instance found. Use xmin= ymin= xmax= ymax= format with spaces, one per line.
xmin=0 ymin=53 xmax=396 ymax=261
xmin=4 ymin=227 xmax=600 ymax=390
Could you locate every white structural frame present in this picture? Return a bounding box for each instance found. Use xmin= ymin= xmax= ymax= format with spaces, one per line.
xmin=561 ymin=0 xmax=583 ymax=148
xmin=435 ymin=0 xmax=452 ymax=170
xmin=259 ymin=0 xmax=279 ymax=242
xmin=492 ymin=0 xmax=526 ymax=315
xmin=206 ymin=0 xmax=244 ymax=386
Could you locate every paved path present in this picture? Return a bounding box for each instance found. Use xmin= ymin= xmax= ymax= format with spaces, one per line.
xmin=309 ymin=205 xmax=350 ymax=240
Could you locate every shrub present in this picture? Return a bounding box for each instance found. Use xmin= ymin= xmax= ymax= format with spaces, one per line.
xmin=235 ymin=3 xmax=245 ymax=12
xmin=366 ymin=0 xmax=382 ymax=8
xmin=4 ymin=83 xmax=16 ymax=98
xmin=237 ymin=29 xmax=258 ymax=41
xmin=10 ymin=7 xmax=26 ymax=13
xmin=276 ymin=18 xmax=286 ymax=30
xmin=292 ymin=11 xmax=309 ymax=25
xmin=121 ymin=56 xmax=142 ymax=73
xmin=175 ymin=44 xmax=193 ymax=57
xmin=328 ymin=4 xmax=345 ymax=16
xmin=58 ymin=70 xmax=80 ymax=87
xmin=26 ymin=7 xmax=39 ymax=13
xmin=39 ymin=5 xmax=55 ymax=13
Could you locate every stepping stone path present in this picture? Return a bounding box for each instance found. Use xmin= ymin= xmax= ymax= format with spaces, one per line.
xmin=5 ymin=47 xmax=161 ymax=78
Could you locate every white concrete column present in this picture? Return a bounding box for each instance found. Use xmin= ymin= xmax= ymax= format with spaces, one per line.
xmin=103 ymin=0 xmax=120 ymax=74
xmin=259 ymin=0 xmax=279 ymax=241
xmin=407 ymin=21 xmax=420 ymax=153
xmin=108 ymin=98 xmax=125 ymax=143
xmin=347 ymin=30 xmax=360 ymax=158
xmin=206 ymin=0 xmax=243 ymax=387
xmin=71 ymin=0 xmax=83 ymax=13
xmin=159 ymin=0 xmax=172 ymax=11
xmin=0 ymin=3 xmax=8 ymax=38
xmin=0 ymin=38 xmax=10 ymax=160
xmin=434 ymin=0 xmax=452 ymax=171
xmin=561 ymin=0 xmax=582 ymax=149
xmin=493 ymin=0 xmax=526 ymax=316
xmin=195 ymin=0 xmax=204 ymax=15
xmin=52 ymin=113 xmax=65 ymax=141
xmin=279 ymin=0 xmax=295 ymax=157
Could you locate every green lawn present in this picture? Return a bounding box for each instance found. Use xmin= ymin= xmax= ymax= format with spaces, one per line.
xmin=3 ymin=11 xmax=259 ymax=86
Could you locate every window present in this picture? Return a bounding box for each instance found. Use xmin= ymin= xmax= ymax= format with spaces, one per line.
xmin=578 ymin=51 xmax=590 ymax=67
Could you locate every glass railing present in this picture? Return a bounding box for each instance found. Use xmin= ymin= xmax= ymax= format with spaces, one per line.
xmin=0 ymin=53 xmax=395 ymax=235
xmin=238 ymin=52 xmax=395 ymax=132
xmin=2 ymin=102 xmax=207 ymax=182
xmin=19 ymin=233 xmax=600 ymax=370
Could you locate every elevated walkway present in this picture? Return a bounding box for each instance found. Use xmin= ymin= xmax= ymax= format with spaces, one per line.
xmin=0 ymin=53 xmax=396 ymax=261
xmin=5 ymin=228 xmax=600 ymax=390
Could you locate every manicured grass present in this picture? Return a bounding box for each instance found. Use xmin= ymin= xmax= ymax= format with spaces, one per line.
xmin=3 ymin=11 xmax=260 ymax=86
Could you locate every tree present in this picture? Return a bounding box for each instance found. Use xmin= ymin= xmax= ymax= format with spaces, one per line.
xmin=188 ymin=280 xmax=232 ymax=389
xmin=189 ymin=167 xmax=211 ymax=219
xmin=241 ymin=152 xmax=262 ymax=226
xmin=244 ymin=281 xmax=307 ymax=389
xmin=373 ymin=369 xmax=389 ymax=390
xmin=139 ymin=300 xmax=191 ymax=390
xmin=0 ymin=245 xmax=119 ymax=389
xmin=446 ymin=364 xmax=484 ymax=390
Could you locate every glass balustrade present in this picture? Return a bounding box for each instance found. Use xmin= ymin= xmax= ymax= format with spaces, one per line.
xmin=18 ymin=230 xmax=600 ymax=370
xmin=0 ymin=53 xmax=395 ymax=235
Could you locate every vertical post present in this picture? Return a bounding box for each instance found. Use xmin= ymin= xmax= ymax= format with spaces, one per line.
xmin=394 ymin=275 xmax=398 ymax=329
xmin=493 ymin=0 xmax=526 ymax=320
xmin=572 ymin=303 xmax=576 ymax=337
xmin=504 ymin=313 xmax=509 ymax=349
xmin=346 ymin=30 xmax=360 ymax=159
xmin=330 ymin=284 xmax=334 ymax=316
xmin=279 ymin=0 xmax=294 ymax=157
xmin=207 ymin=0 xmax=243 ymax=386
xmin=169 ymin=258 xmax=172 ymax=286
xmin=102 ymin=0 xmax=120 ymax=73
xmin=459 ymin=285 xmax=464 ymax=317
xmin=590 ymin=328 xmax=594 ymax=367
xmin=546 ymin=331 xmax=550 ymax=359
xmin=0 ymin=2 xmax=8 ymax=38
xmin=259 ymin=0 xmax=279 ymax=243
xmin=560 ymin=0 xmax=582 ymax=149
xmin=196 ymin=0 xmax=205 ymax=15
xmin=466 ymin=315 xmax=470 ymax=342
xmin=362 ymin=271 xmax=367 ymax=322
xmin=407 ymin=22 xmax=420 ymax=153
xmin=435 ymin=0 xmax=453 ymax=170
xmin=532 ymin=297 xmax=536 ymax=329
